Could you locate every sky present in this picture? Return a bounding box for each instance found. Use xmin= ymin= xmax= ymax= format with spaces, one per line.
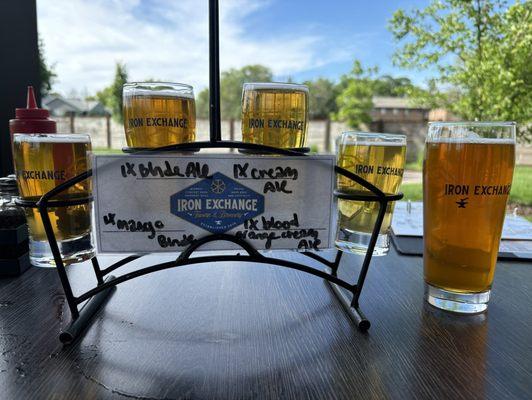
xmin=37 ymin=0 xmax=434 ymax=97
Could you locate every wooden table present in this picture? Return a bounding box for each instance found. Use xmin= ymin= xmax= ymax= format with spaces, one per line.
xmin=0 ymin=249 xmax=530 ymax=399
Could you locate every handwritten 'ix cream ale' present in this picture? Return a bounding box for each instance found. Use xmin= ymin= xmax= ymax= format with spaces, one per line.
xmin=336 ymin=132 xmax=406 ymax=255
xmin=123 ymin=82 xmax=196 ymax=148
xmin=241 ymin=83 xmax=309 ymax=149
xmin=423 ymin=122 xmax=516 ymax=313
xmin=13 ymin=134 xmax=94 ymax=267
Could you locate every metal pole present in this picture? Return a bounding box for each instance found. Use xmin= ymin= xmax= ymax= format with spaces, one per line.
xmin=209 ymin=0 xmax=222 ymax=142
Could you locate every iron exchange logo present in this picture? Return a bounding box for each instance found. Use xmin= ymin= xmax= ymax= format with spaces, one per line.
xmin=170 ymin=172 xmax=265 ymax=233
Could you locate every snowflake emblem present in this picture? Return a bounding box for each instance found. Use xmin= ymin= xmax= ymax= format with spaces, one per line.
xmin=211 ymin=179 xmax=226 ymax=194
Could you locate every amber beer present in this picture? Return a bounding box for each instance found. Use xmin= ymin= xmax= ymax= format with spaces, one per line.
xmin=123 ymin=82 xmax=196 ymax=148
xmin=336 ymin=132 xmax=406 ymax=255
xmin=241 ymin=83 xmax=309 ymax=149
xmin=423 ymin=122 xmax=516 ymax=313
xmin=13 ymin=134 xmax=94 ymax=267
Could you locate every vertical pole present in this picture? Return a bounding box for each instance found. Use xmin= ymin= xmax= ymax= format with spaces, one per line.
xmin=69 ymin=112 xmax=75 ymax=133
xmin=106 ymin=113 xmax=111 ymax=148
xmin=209 ymin=0 xmax=222 ymax=142
xmin=324 ymin=118 xmax=331 ymax=152
xmin=229 ymin=118 xmax=235 ymax=151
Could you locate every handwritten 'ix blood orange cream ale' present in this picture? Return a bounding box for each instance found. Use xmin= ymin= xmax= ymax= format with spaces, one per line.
xmin=423 ymin=122 xmax=516 ymax=313
xmin=123 ymin=82 xmax=196 ymax=148
xmin=335 ymin=132 xmax=406 ymax=255
xmin=241 ymin=83 xmax=309 ymax=149
xmin=13 ymin=133 xmax=94 ymax=267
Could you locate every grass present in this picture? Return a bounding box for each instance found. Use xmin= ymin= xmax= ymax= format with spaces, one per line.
xmin=399 ymin=183 xmax=424 ymax=201
xmin=92 ymin=147 xmax=122 ymax=154
xmin=509 ymin=165 xmax=532 ymax=206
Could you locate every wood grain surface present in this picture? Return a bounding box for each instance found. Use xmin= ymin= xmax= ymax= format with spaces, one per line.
xmin=0 ymin=249 xmax=530 ymax=399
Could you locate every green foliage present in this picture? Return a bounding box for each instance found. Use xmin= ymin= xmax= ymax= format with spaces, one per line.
xmin=372 ymin=75 xmax=414 ymax=97
xmin=96 ymin=62 xmax=128 ymax=122
xmin=196 ymin=65 xmax=273 ymax=119
xmin=196 ymin=89 xmax=210 ymax=119
xmin=405 ymin=149 xmax=425 ymax=171
xmin=389 ymin=0 xmax=532 ymax=141
xmin=303 ymin=78 xmax=339 ymax=119
xmin=38 ymin=38 xmax=56 ymax=96
xmin=334 ymin=61 xmax=376 ymax=129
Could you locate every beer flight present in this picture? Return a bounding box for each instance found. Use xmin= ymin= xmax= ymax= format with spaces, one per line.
xmin=11 ymin=80 xmax=516 ymax=315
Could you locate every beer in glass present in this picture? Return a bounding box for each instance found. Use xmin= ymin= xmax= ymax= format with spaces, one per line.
xmin=123 ymin=82 xmax=196 ymax=148
xmin=13 ymin=133 xmax=94 ymax=267
xmin=336 ymin=132 xmax=406 ymax=255
xmin=423 ymin=122 xmax=516 ymax=313
xmin=241 ymin=82 xmax=309 ymax=149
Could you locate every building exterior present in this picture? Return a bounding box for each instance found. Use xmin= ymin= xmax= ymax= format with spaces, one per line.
xmin=369 ymin=96 xmax=430 ymax=162
xmin=43 ymin=94 xmax=109 ymax=116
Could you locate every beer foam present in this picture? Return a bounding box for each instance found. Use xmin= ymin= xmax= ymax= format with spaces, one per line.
xmin=124 ymin=82 xmax=194 ymax=99
xmin=427 ymin=137 xmax=515 ymax=144
xmin=124 ymin=89 xmax=195 ymax=99
xmin=13 ymin=134 xmax=91 ymax=143
xmin=244 ymin=82 xmax=309 ymax=92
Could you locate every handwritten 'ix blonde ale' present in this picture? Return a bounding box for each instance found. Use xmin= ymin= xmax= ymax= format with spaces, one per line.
xmin=123 ymin=82 xmax=196 ymax=148
xmin=13 ymin=134 xmax=94 ymax=267
xmin=423 ymin=122 xmax=516 ymax=313
xmin=241 ymin=83 xmax=309 ymax=149
xmin=336 ymin=132 xmax=406 ymax=255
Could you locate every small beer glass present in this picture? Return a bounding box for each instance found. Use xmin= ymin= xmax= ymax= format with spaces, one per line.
xmin=241 ymin=82 xmax=309 ymax=149
xmin=335 ymin=132 xmax=406 ymax=255
xmin=123 ymin=82 xmax=196 ymax=148
xmin=13 ymin=133 xmax=94 ymax=267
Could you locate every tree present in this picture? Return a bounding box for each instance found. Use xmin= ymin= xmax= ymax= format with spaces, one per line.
xmin=389 ymin=0 xmax=532 ymax=141
xmin=96 ymin=62 xmax=128 ymax=122
xmin=196 ymin=65 xmax=273 ymax=119
xmin=334 ymin=61 xmax=377 ymax=129
xmin=38 ymin=38 xmax=56 ymax=96
xmin=303 ymin=78 xmax=339 ymax=119
xmin=372 ymin=75 xmax=414 ymax=97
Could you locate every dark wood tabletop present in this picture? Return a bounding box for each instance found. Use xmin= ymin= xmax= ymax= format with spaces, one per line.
xmin=0 ymin=248 xmax=530 ymax=400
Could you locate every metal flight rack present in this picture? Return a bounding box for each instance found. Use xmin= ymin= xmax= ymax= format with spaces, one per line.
xmin=16 ymin=0 xmax=403 ymax=344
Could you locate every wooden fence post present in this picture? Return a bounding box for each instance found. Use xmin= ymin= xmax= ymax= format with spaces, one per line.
xmin=106 ymin=114 xmax=112 ymax=149
xmin=324 ymin=118 xmax=331 ymax=152
xmin=229 ymin=118 xmax=235 ymax=152
xmin=69 ymin=112 xmax=75 ymax=133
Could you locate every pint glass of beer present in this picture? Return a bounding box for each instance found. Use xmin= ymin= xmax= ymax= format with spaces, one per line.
xmin=336 ymin=132 xmax=406 ymax=255
xmin=241 ymin=82 xmax=309 ymax=149
xmin=423 ymin=122 xmax=516 ymax=313
xmin=13 ymin=134 xmax=94 ymax=267
xmin=123 ymin=82 xmax=196 ymax=148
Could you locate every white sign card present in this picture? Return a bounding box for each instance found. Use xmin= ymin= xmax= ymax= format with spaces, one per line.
xmin=93 ymin=154 xmax=336 ymax=253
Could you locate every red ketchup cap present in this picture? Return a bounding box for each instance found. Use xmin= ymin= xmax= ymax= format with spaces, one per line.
xmin=15 ymin=86 xmax=50 ymax=119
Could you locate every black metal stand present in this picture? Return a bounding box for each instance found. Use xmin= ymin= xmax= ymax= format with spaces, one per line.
xmin=16 ymin=0 xmax=402 ymax=344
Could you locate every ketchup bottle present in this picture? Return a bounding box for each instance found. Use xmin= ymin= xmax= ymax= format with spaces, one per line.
xmin=9 ymin=86 xmax=56 ymax=142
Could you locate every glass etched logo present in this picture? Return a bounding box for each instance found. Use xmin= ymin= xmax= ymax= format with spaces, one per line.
xmin=170 ymin=172 xmax=265 ymax=233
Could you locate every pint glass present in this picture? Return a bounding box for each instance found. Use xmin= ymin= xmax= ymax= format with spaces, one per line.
xmin=13 ymin=133 xmax=94 ymax=267
xmin=241 ymin=82 xmax=309 ymax=149
xmin=423 ymin=122 xmax=516 ymax=313
xmin=123 ymin=82 xmax=196 ymax=148
xmin=336 ymin=132 xmax=406 ymax=255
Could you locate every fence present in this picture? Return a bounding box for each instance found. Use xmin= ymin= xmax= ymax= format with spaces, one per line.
xmin=56 ymin=115 xmax=532 ymax=165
